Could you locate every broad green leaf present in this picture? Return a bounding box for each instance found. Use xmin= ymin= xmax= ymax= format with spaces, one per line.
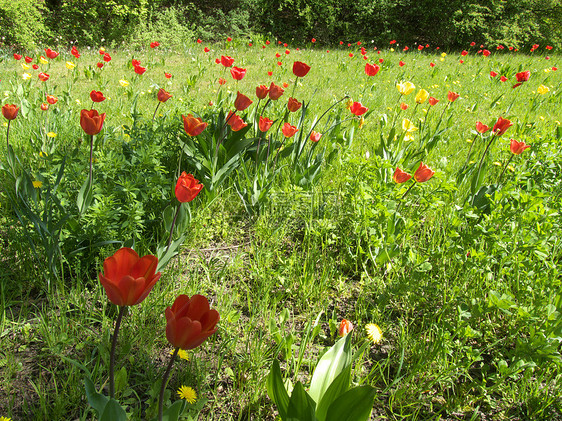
xmin=308 ymin=334 xmax=352 ymax=404
xmin=266 ymin=360 xmax=289 ymax=420
xmin=100 ymin=398 xmax=128 ymax=421
xmin=325 ymin=386 xmax=376 ymax=421
xmin=287 ymin=382 xmax=317 ymax=421
xmin=84 ymin=376 xmax=109 ymax=416
xmin=315 ymin=365 xmax=351 ymax=421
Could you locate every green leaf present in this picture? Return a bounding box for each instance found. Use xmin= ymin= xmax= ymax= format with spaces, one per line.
xmin=77 ymin=177 xmax=94 ymax=217
xmin=308 ymin=334 xmax=353 ymax=404
xmin=266 ymin=360 xmax=289 ymax=420
xmin=84 ymin=376 xmax=109 ymax=416
xmin=316 ymin=365 xmax=351 ymax=421
xmin=287 ymin=382 xmax=317 ymax=421
xmin=325 ymin=386 xmax=376 ymax=421
xmin=100 ymin=398 xmax=128 ymax=421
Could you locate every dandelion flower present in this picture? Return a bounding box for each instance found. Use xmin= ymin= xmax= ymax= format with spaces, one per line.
xmin=0 ymin=416 xmax=12 ymax=421
xmin=47 ymin=132 xmax=57 ymax=138
xmin=32 ymin=181 xmax=43 ymax=188
xmin=537 ymin=84 xmax=549 ymax=95
xmin=366 ymin=323 xmax=382 ymax=344
xmin=170 ymin=349 xmax=190 ymax=361
xmin=177 ymin=386 xmax=197 ymax=403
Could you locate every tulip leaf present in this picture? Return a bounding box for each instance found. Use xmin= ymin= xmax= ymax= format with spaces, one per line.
xmin=100 ymin=398 xmax=128 ymax=421
xmin=84 ymin=376 xmax=109 ymax=416
xmin=159 ymin=400 xmax=186 ymax=421
xmin=324 ymin=385 xmax=376 ymax=421
xmin=287 ymin=381 xmax=317 ymax=421
xmin=77 ymin=176 xmax=94 ymax=217
xmin=266 ymin=359 xmax=289 ymax=420
xmin=315 ymin=364 xmax=351 ymax=421
xmin=308 ymin=334 xmax=353 ymax=404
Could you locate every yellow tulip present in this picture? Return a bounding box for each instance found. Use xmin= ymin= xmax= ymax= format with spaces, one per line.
xmin=47 ymin=132 xmax=57 ymax=138
xmin=402 ymin=118 xmax=418 ymax=132
xmin=21 ymin=63 xmax=30 ymax=70
xmin=22 ymin=73 xmax=32 ymax=80
xmin=537 ymin=84 xmax=550 ymax=95
xmin=415 ymin=89 xmax=429 ymax=104
xmin=66 ymin=61 xmax=76 ymax=70
xmin=397 ymin=81 xmax=415 ymax=96
xmin=39 ymin=56 xmax=48 ymax=64
xmin=119 ymin=79 xmax=129 ymax=87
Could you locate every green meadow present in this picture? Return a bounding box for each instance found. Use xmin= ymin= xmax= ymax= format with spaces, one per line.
xmin=0 ymin=40 xmax=561 ymax=420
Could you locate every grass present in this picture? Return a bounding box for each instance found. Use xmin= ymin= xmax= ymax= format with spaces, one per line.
xmin=0 ymin=40 xmax=561 ymax=420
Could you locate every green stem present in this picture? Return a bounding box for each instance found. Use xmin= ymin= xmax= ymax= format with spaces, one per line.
xmin=152 ymin=102 xmax=161 ymax=122
xmin=497 ymin=154 xmax=514 ymax=184
xmin=88 ymin=134 xmax=94 ymax=187
xmin=462 ymin=133 xmax=480 ymax=173
xmin=158 ymin=347 xmax=179 ymax=421
xmin=6 ymin=119 xmax=10 ymax=149
xmin=109 ymin=306 xmax=126 ymax=399
xmin=475 ymin=133 xmax=498 ymax=183
xmin=166 ymin=204 xmax=181 ymax=252
xmin=395 ymin=181 xmax=417 ymax=214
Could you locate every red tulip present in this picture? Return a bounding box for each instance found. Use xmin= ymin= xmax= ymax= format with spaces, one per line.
xmin=461 ymin=50 xmax=468 ymax=56
xmin=218 ymin=77 xmax=226 ymax=86
xmin=98 ymin=247 xmax=161 ymax=307
xmin=32 ymin=64 xmax=39 ymax=70
xmin=268 ymin=82 xmax=284 ymax=100
xmin=230 ymin=66 xmax=246 ymax=80
xmin=45 ymin=48 xmax=59 ymax=59
xmin=97 ymin=62 xmax=104 ymax=69
xmin=281 ymin=122 xmax=298 ymax=138
xmin=364 ymin=63 xmax=380 ymax=76
xmin=428 ymin=97 xmax=439 ymax=106
xmin=413 ymin=162 xmax=435 ymax=183
xmin=399 ymin=60 xmax=405 ymax=67
xmin=71 ymin=46 xmax=80 ymax=58
xmin=182 ymin=114 xmax=207 ymax=136
xmin=38 ymin=72 xmax=50 ymax=81
xmin=510 ymin=139 xmax=531 ymax=155
xmin=175 ymin=172 xmax=203 ymax=202
xmin=132 ymin=59 xmax=141 ymax=67
xmin=475 ymin=122 xmax=490 ymax=133
xmin=220 ymin=55 xmax=234 ymax=67
xmin=40 ymin=103 xmax=49 ymax=111
xmin=258 ymin=116 xmax=273 ymax=132
xmin=150 ymin=41 xmax=160 ymax=48
xmin=285 ymin=49 xmax=290 ymax=55
xmin=134 ymin=65 xmax=146 ymax=75
xmin=287 ymin=97 xmax=302 ymax=112
xmin=490 ymin=71 xmax=498 ymax=77
xmin=227 ymin=37 xmax=232 ymax=42
xmin=103 ymin=53 xmax=111 ymax=62
xmin=500 ymin=76 xmax=507 ymax=82
xmin=400 ymin=102 xmax=408 ymax=110
xmin=234 ymin=92 xmax=253 ymax=111
xmin=393 ymin=167 xmax=412 ymax=183
xmin=157 ymin=88 xmax=172 ymax=103
xmin=482 ymin=49 xmax=491 ymax=57
xmin=429 ymin=62 xmax=435 ymax=67
xmin=204 ymin=47 xmax=210 ymax=53
xmin=13 ymin=53 xmax=22 ymax=60
xmin=338 ymin=319 xmax=353 ymax=337
xmin=165 ymin=294 xmax=219 ymax=350
xmin=164 ymin=72 xmax=172 ymax=79
xmin=197 ymin=39 xmax=202 ymax=44
xmin=90 ymin=90 xmax=106 ymax=102
xmin=2 ymin=104 xmax=19 ymax=120
xmin=46 ymin=95 xmax=58 ymax=105
xmin=311 ymin=38 xmax=316 ymax=43
xmin=447 ymin=91 xmax=460 ymax=102
xmin=80 ymin=109 xmax=106 ymax=136
xmin=292 ymin=61 xmax=311 ymax=77
xmin=25 ymin=56 xmax=33 ymax=63
xmin=310 ymin=131 xmax=322 ymax=142
xmin=512 ymin=70 xmax=531 ymax=88
xmin=256 ymin=85 xmax=269 ymax=99
xmin=349 ymin=101 xmax=368 ymax=116
xmin=227 ymin=112 xmax=247 ymax=132
xmin=492 ymin=117 xmax=512 ymax=136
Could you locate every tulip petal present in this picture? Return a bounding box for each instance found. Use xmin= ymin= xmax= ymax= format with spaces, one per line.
xmin=133 ymin=272 xmax=161 ymax=305
xmin=99 ymin=273 xmax=127 ymax=306
xmin=103 ymin=248 xmax=139 ymax=287
xmin=200 ymin=309 xmax=220 ymax=332
xmin=131 ymin=255 xmax=158 ymax=279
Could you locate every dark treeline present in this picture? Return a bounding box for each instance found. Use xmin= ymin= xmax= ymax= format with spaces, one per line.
xmin=2 ymin=0 xmax=561 ymax=50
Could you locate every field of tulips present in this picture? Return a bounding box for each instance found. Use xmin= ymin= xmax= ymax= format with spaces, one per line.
xmin=1 ymin=38 xmax=561 ymax=420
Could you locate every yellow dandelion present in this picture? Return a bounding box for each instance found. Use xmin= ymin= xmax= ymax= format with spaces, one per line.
xmin=47 ymin=132 xmax=57 ymax=138
xmin=39 ymin=151 xmax=48 ymax=158
xmin=366 ymin=324 xmax=382 ymax=344
xmin=508 ymin=165 xmax=515 ymax=172
xmin=177 ymin=386 xmax=197 ymax=404
xmin=0 ymin=416 xmax=13 ymax=421
xmin=170 ymin=349 xmax=190 ymax=361
xmin=2 ymin=122 xmax=7 ymax=127
xmin=22 ymin=73 xmax=32 ymax=80
xmin=32 ymin=180 xmax=43 ymax=188
xmin=441 ymin=52 xmax=447 ymax=57
xmin=494 ymin=161 xmax=502 ymax=166
xmin=66 ymin=61 xmax=76 ymax=70
xmin=390 ymin=48 xmax=394 ymax=52
xmin=440 ymin=57 xmax=445 ymax=62
xmin=119 ymin=79 xmax=129 ymax=87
